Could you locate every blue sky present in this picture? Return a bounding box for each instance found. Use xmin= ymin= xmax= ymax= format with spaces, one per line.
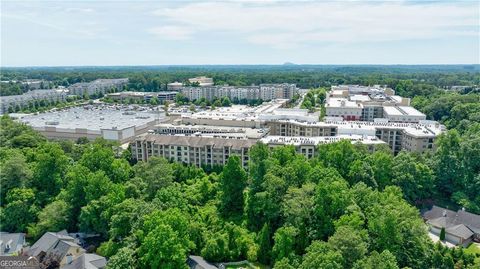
xmin=1 ymin=0 xmax=479 ymax=66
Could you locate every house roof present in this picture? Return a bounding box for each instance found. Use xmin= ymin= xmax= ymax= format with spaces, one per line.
xmin=423 ymin=206 xmax=457 ymax=220
xmin=28 ymin=231 xmax=78 ymax=257
xmin=50 ymin=240 xmax=81 ymax=260
xmin=457 ymin=210 xmax=480 ymax=233
xmin=446 ymin=224 xmax=475 ymax=240
xmin=424 ymin=206 xmax=480 ymax=238
xmin=0 ymin=232 xmax=25 ymax=255
xmin=427 ymin=217 xmax=457 ymax=229
xmin=61 ymin=253 xmax=107 ymax=269
xmin=187 ymin=255 xmax=217 ymax=269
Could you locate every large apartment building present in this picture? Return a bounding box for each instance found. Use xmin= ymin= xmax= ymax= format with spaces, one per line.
xmin=132 ymin=134 xmax=255 ymax=168
xmin=261 ymin=135 xmax=385 ymax=159
xmin=179 ymin=83 xmax=298 ymax=102
xmin=0 ymin=89 xmax=67 ymax=114
xmin=68 ymin=78 xmax=128 ymax=96
xmin=325 ymin=85 xmax=426 ymax=123
xmin=264 ymin=119 xmax=442 ymax=154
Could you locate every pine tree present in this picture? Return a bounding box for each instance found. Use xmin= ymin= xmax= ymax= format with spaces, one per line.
xmin=257 ymin=223 xmax=272 ymax=265
xmin=440 ymin=227 xmax=446 ymax=241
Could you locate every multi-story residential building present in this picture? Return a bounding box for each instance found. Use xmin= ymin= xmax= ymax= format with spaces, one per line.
xmin=265 ymin=120 xmax=337 ymax=137
xmin=132 ymin=134 xmax=255 ymax=168
xmin=68 ymin=78 xmax=128 ymax=96
xmin=326 ymin=85 xmax=425 ymax=123
xmin=23 ymin=79 xmax=48 ymax=90
xmin=132 ymin=131 xmax=386 ymax=166
xmin=229 ymin=86 xmax=260 ymax=101
xmin=152 ymin=124 xmax=267 ymax=139
xmin=261 ymin=119 xmax=442 ymax=154
xmin=260 ymin=83 xmax=298 ymax=100
xmin=179 ymin=84 xmax=298 ymax=102
xmin=325 ymin=98 xmax=363 ymax=121
xmin=261 ymin=135 xmax=385 ymax=159
xmin=0 ymin=89 xmax=67 ymax=114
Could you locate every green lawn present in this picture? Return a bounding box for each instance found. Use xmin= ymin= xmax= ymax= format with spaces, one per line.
xmin=465 ymin=243 xmax=480 ymax=255
xmin=465 ymin=243 xmax=480 ymax=264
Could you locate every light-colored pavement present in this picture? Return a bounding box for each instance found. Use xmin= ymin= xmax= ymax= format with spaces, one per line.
xmin=428 ymin=232 xmax=456 ymax=248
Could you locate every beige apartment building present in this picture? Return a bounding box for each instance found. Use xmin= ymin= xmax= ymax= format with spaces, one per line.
xmin=132 ymin=134 xmax=256 ymax=168
xmin=263 ymin=119 xmax=441 ymax=154
xmin=265 ymin=120 xmax=337 ymax=137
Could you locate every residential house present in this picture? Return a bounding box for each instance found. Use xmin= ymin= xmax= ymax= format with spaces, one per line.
xmin=0 ymin=232 xmax=26 ymax=256
xmin=187 ymin=255 xmax=218 ymax=269
xmin=27 ymin=231 xmax=85 ymax=266
xmin=423 ymin=206 xmax=480 ymax=246
xmin=61 ymin=253 xmax=107 ymax=269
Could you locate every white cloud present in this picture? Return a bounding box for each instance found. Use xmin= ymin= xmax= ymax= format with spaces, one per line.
xmin=64 ymin=7 xmax=95 ymax=13
xmin=148 ymin=26 xmax=194 ymax=40
xmin=151 ymin=1 xmax=479 ymax=48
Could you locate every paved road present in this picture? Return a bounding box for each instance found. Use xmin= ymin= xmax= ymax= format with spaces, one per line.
xmin=294 ymin=92 xmax=307 ymax=109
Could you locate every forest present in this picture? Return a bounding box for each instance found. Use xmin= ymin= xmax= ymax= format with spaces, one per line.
xmin=1 ymin=65 xmax=479 ymax=95
xmin=0 ymin=66 xmax=479 ymax=268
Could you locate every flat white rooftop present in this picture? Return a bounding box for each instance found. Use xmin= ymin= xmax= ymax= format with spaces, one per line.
xmin=153 ymin=123 xmax=267 ymax=139
xmin=397 ymin=106 xmax=425 ymax=117
xmin=185 ymin=99 xmax=287 ymax=121
xmin=271 ymin=119 xmax=443 ymax=137
xmin=326 ymin=98 xmax=363 ymax=108
xmin=20 ymin=106 xmax=163 ymax=131
xmin=349 ymin=95 xmax=371 ymax=102
xmin=383 ymin=106 xmax=425 ymax=117
xmin=383 ymin=106 xmax=404 ymax=116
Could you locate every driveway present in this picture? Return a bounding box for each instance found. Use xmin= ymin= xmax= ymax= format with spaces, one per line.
xmin=428 ymin=232 xmax=456 ymax=248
